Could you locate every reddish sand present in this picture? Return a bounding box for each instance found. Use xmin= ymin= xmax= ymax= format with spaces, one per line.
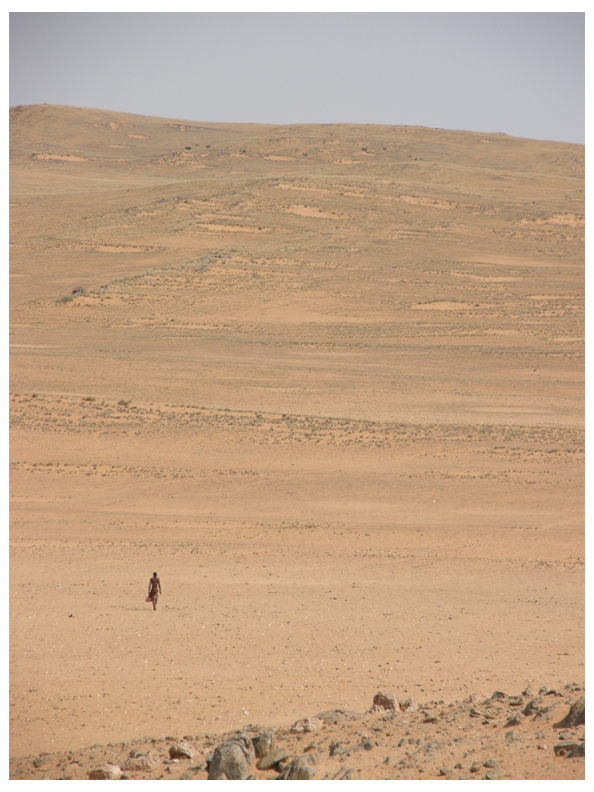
xmin=9 ymin=105 xmax=584 ymax=779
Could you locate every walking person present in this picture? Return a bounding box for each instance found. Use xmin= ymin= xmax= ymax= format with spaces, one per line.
xmin=146 ymin=572 xmax=161 ymax=611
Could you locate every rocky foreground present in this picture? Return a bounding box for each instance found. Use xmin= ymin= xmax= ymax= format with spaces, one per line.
xmin=9 ymin=684 xmax=584 ymax=781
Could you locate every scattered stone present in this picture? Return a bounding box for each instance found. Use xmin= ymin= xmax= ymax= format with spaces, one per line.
xmin=121 ymin=752 xmax=160 ymax=773
xmin=32 ymin=757 xmax=51 ymax=769
xmin=553 ymin=697 xmax=585 ymax=729
xmin=291 ymin=716 xmax=323 ymax=733
xmin=554 ymin=741 xmax=585 ymax=758
xmin=169 ymin=740 xmax=194 ymax=760
xmin=88 ymin=763 xmax=122 ymax=780
xmin=463 ymin=693 xmax=487 ymax=705
xmin=207 ymin=733 xmax=255 ymax=780
xmin=256 ymin=746 xmax=289 ymax=771
xmin=315 ymin=709 xmax=359 ymax=725
xmin=469 ymin=762 xmax=482 ymax=773
xmin=329 ymin=742 xmax=349 ymax=758
xmin=522 ymin=686 xmax=537 ymax=698
xmin=523 ymin=697 xmax=545 ymax=717
xmin=278 ymin=752 xmax=317 ymax=780
xmin=326 ymin=766 xmax=353 ymax=780
xmin=505 ymin=712 xmax=525 ymax=727
xmin=531 ymin=704 xmax=559 ymax=722
xmin=399 ymin=698 xmax=418 ymax=713
xmin=490 ymin=691 xmax=507 ymax=701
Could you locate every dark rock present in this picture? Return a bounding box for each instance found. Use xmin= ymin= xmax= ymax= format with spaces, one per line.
xmin=508 ymin=696 xmax=524 ymax=707
xmin=490 ymin=691 xmax=507 ymax=701
xmin=372 ymin=691 xmax=397 ymax=711
xmin=207 ymin=733 xmax=255 ymax=780
xmin=554 ymin=741 xmax=585 ymax=757
xmin=523 ymin=697 xmax=545 ymax=716
xmin=553 ymin=697 xmax=585 ymax=729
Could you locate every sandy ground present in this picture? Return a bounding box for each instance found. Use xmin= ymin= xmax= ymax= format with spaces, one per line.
xmin=9 ymin=105 xmax=584 ymax=779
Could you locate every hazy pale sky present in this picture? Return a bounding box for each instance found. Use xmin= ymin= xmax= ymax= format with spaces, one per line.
xmin=9 ymin=11 xmax=585 ymax=144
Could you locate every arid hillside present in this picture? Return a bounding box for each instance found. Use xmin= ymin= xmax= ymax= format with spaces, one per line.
xmin=9 ymin=105 xmax=584 ymax=779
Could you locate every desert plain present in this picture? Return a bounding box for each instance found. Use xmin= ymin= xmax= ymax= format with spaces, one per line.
xmin=9 ymin=105 xmax=585 ymax=780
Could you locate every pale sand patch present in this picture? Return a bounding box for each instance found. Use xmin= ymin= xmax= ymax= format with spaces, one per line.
xmin=196 ymin=224 xmax=265 ymax=233
xmin=412 ymin=301 xmax=468 ymax=310
xmin=31 ymin=153 xmax=88 ymax=162
xmin=399 ymin=194 xmax=455 ymax=209
xmin=286 ymin=204 xmax=336 ymax=218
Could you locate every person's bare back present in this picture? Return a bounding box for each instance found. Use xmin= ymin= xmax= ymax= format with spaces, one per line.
xmin=147 ymin=572 xmax=161 ymax=610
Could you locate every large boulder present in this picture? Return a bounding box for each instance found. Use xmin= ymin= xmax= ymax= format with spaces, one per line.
xmin=553 ymin=696 xmax=585 ymax=729
xmin=253 ymin=731 xmax=275 ymax=759
xmin=207 ymin=732 xmax=255 ymax=780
